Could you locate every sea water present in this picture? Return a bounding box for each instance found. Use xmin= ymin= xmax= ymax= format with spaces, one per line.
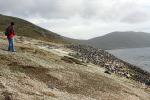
xmin=108 ymin=47 xmax=150 ymax=73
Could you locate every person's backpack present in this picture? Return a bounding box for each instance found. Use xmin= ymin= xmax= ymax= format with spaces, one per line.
xmin=5 ymin=27 xmax=9 ymax=36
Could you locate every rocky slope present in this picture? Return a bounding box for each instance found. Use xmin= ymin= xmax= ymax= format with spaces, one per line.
xmin=67 ymin=44 xmax=150 ymax=85
xmin=0 ymin=36 xmax=149 ymax=100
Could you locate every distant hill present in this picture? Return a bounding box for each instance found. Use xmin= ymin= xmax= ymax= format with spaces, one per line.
xmin=0 ymin=14 xmax=67 ymax=43
xmin=82 ymin=31 xmax=150 ymax=50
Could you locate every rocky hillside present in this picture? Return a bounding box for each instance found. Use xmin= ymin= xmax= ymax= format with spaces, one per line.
xmin=82 ymin=31 xmax=150 ymax=50
xmin=0 ymin=14 xmax=67 ymax=43
xmin=0 ymin=36 xmax=149 ymax=100
xmin=67 ymin=44 xmax=150 ymax=85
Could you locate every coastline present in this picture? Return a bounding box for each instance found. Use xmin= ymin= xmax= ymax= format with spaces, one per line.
xmin=67 ymin=44 xmax=150 ymax=86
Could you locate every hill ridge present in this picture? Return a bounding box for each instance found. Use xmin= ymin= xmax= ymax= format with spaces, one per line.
xmin=82 ymin=31 xmax=150 ymax=50
xmin=0 ymin=14 xmax=67 ymax=43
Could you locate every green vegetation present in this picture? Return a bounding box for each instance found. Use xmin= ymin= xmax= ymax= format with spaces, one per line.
xmin=0 ymin=14 xmax=67 ymax=43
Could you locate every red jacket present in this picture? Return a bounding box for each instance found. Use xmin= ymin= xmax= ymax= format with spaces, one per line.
xmin=7 ymin=25 xmax=16 ymax=39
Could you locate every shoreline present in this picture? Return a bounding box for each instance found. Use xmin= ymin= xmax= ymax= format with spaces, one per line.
xmin=67 ymin=44 xmax=150 ymax=86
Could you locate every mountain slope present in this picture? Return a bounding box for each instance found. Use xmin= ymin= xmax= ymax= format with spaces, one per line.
xmin=0 ymin=37 xmax=149 ymax=100
xmin=0 ymin=14 xmax=67 ymax=43
xmin=83 ymin=31 xmax=150 ymax=50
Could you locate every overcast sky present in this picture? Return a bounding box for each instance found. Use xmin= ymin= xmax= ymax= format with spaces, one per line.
xmin=0 ymin=0 xmax=150 ymax=39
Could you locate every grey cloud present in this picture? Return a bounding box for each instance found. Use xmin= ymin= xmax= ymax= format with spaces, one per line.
xmin=0 ymin=0 xmax=84 ymax=18
xmin=0 ymin=0 xmax=150 ymax=39
xmin=0 ymin=0 xmax=149 ymax=22
xmin=121 ymin=11 xmax=150 ymax=24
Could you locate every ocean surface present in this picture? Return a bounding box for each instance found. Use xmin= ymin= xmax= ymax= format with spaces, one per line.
xmin=108 ymin=47 xmax=150 ymax=73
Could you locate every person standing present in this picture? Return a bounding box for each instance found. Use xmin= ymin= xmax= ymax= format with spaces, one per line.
xmin=5 ymin=22 xmax=16 ymax=52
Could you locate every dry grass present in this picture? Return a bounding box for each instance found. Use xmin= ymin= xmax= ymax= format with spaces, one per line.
xmin=0 ymin=37 xmax=149 ymax=100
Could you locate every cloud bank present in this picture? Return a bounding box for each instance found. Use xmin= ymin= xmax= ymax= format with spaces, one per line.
xmin=0 ymin=0 xmax=150 ymax=39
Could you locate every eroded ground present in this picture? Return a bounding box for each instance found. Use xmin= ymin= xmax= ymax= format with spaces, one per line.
xmin=0 ymin=36 xmax=149 ymax=100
